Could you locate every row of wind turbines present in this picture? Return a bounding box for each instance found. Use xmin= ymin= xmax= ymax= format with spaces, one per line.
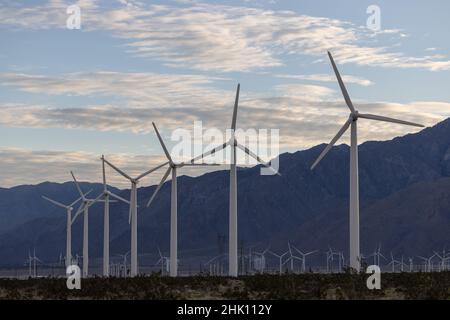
xmin=41 ymin=51 xmax=424 ymax=278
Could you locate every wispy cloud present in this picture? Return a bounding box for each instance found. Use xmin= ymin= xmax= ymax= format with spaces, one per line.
xmin=1 ymin=1 xmax=450 ymax=72
xmin=0 ymin=71 xmax=229 ymax=109
xmin=0 ymin=97 xmax=443 ymax=151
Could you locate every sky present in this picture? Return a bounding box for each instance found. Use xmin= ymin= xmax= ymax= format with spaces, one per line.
xmin=0 ymin=0 xmax=450 ymax=188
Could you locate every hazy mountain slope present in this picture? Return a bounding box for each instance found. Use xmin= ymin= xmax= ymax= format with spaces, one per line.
xmin=0 ymin=182 xmax=116 ymax=234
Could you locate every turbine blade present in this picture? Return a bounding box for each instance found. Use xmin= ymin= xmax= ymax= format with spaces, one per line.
xmin=88 ymin=193 xmax=105 ymax=207
xmin=189 ymin=143 xmax=228 ymax=163
xmin=108 ymin=191 xmax=130 ymax=204
xmin=128 ymin=188 xmax=134 ymax=225
xmin=70 ymin=171 xmax=85 ymax=198
xmin=102 ymin=158 xmax=133 ymax=181
xmin=152 ymin=122 xmax=173 ymax=163
xmin=146 ymin=167 xmax=172 ymax=207
xmin=236 ymin=143 xmax=281 ymax=176
xmin=358 ymin=113 xmax=424 ymax=127
xmin=310 ymin=118 xmax=352 ymax=170
xmin=71 ymin=203 xmax=85 ymax=224
xmin=42 ymin=196 xmax=67 ymax=209
xmin=158 ymin=247 xmax=163 ymax=258
xmin=328 ymin=51 xmax=356 ymax=113
xmin=68 ymin=196 xmax=82 ymax=208
xmin=135 ymin=161 xmax=169 ymax=180
xmin=231 ymin=84 xmax=240 ymax=130
xmin=101 ymin=155 xmax=107 ymax=191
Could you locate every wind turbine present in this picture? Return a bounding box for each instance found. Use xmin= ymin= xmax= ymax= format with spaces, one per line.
xmin=368 ymin=243 xmax=386 ymax=267
xmin=253 ymin=246 xmax=270 ymax=273
xmin=117 ymin=251 xmax=130 ymax=277
xmin=387 ymin=252 xmax=401 ymax=273
xmin=70 ymin=171 xmax=104 ymax=278
xmin=99 ymin=155 xmax=130 ymax=277
xmin=189 ymin=84 xmax=279 ymax=277
xmin=204 ymin=254 xmax=226 ymax=276
xmin=311 ymin=51 xmax=424 ymax=271
xmin=147 ymin=122 xmax=218 ymax=277
xmin=42 ymin=192 xmax=89 ymax=268
xmin=326 ymin=247 xmax=344 ymax=273
xmin=417 ymin=255 xmax=430 ymax=272
xmin=156 ymin=247 xmax=170 ymax=275
xmin=291 ymin=245 xmax=318 ymax=273
xmin=433 ymin=251 xmax=446 ymax=272
xmin=268 ymin=249 xmax=289 ymax=275
xmin=27 ymin=249 xmax=42 ymax=278
xmin=285 ymin=242 xmax=303 ymax=272
xmin=102 ymin=157 xmax=168 ymax=277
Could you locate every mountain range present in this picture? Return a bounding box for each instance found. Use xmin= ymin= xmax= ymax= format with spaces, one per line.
xmin=1 ymin=118 xmax=450 ymax=267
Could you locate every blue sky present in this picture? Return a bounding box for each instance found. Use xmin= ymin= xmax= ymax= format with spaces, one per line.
xmin=0 ymin=0 xmax=449 ymax=187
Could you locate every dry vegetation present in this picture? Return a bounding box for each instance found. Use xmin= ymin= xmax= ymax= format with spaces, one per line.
xmin=0 ymin=272 xmax=449 ymax=300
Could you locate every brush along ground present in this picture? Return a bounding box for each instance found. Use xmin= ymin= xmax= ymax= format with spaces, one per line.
xmin=0 ymin=272 xmax=449 ymax=300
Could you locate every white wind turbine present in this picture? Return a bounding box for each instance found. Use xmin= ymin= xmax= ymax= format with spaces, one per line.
xmin=417 ymin=255 xmax=430 ymax=272
xmin=102 ymin=157 xmax=168 ymax=277
xmin=368 ymin=243 xmax=386 ymax=267
xmin=311 ymin=51 xmax=424 ymax=271
xmin=117 ymin=251 xmax=130 ymax=277
xmin=189 ymin=84 xmax=279 ymax=277
xmin=204 ymin=254 xmax=226 ymax=276
xmin=42 ymin=192 xmax=89 ymax=268
xmin=286 ymin=242 xmax=303 ymax=272
xmin=27 ymin=249 xmax=42 ymax=278
xmin=268 ymin=249 xmax=289 ymax=275
xmin=156 ymin=247 xmax=170 ymax=275
xmin=433 ymin=251 xmax=447 ymax=272
xmin=253 ymin=247 xmax=270 ymax=273
xmin=291 ymin=245 xmax=318 ymax=273
xmin=99 ymin=155 xmax=130 ymax=277
xmin=146 ymin=122 xmax=218 ymax=277
xmin=70 ymin=171 xmax=104 ymax=278
xmin=387 ymin=252 xmax=401 ymax=273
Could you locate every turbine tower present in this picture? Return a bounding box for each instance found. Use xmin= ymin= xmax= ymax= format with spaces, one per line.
xmin=311 ymin=51 xmax=424 ymax=271
xmin=41 ymin=192 xmax=89 ymax=268
xmin=147 ymin=122 xmax=218 ymax=277
xmin=99 ymin=155 xmax=130 ymax=277
xmin=190 ymin=84 xmax=279 ymax=277
xmin=70 ymin=171 xmax=104 ymax=277
xmin=103 ymin=158 xmax=168 ymax=277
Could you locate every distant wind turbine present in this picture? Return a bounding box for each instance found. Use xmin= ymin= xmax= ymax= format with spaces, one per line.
xmin=42 ymin=191 xmax=90 ymax=268
xmin=311 ymin=51 xmax=424 ymax=271
xmin=291 ymin=245 xmax=318 ymax=273
xmin=103 ymin=157 xmax=168 ymax=277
